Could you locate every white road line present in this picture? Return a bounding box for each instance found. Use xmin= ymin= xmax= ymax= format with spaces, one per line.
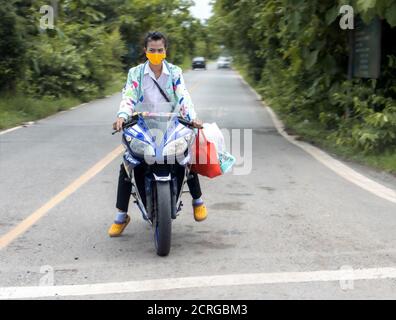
xmin=0 ymin=102 xmax=88 ymax=135
xmin=1 ymin=267 xmax=396 ymax=299
xmin=70 ymin=103 xmax=87 ymax=110
xmin=236 ymin=72 xmax=396 ymax=205
xmin=0 ymin=125 xmax=22 ymax=135
xmin=265 ymin=107 xmax=396 ymax=204
xmin=237 ymin=75 xmax=262 ymax=101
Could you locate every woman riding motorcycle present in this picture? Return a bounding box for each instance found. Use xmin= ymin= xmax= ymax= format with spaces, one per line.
xmin=109 ymin=31 xmax=208 ymax=237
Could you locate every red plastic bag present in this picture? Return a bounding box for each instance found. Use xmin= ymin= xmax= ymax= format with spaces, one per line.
xmin=190 ymin=129 xmax=222 ymax=178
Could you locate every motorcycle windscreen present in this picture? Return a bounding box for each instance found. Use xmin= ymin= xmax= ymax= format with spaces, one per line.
xmin=134 ymin=102 xmax=178 ymax=114
xmin=135 ymin=103 xmax=179 ymax=147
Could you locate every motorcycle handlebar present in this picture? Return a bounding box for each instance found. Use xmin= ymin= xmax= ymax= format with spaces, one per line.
xmin=111 ymin=114 xmax=139 ymax=135
xmin=177 ymin=117 xmax=196 ymax=128
xmin=111 ymin=114 xmax=198 ymax=135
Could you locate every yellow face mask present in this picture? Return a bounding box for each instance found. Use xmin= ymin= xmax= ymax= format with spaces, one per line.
xmin=146 ymin=52 xmax=166 ymax=65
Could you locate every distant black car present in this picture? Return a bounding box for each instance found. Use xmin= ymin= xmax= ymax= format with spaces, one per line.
xmin=192 ymin=57 xmax=206 ymax=70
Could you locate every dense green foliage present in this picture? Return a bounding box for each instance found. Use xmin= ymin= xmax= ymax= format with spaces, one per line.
xmin=0 ymin=3 xmax=27 ymax=91
xmin=0 ymin=0 xmax=216 ymax=102
xmin=210 ymin=0 xmax=396 ymax=154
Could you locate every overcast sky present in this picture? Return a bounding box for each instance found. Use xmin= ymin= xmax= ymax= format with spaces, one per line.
xmin=190 ymin=0 xmax=213 ymax=22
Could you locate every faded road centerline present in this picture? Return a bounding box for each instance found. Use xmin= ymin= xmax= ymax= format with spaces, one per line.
xmin=0 ymin=78 xmax=204 ymax=250
xmin=0 ymin=145 xmax=124 ymax=250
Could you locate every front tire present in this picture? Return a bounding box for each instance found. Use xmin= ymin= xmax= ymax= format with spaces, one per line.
xmin=153 ymin=182 xmax=172 ymax=256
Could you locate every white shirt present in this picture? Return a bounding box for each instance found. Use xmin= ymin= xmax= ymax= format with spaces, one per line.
xmin=143 ymin=61 xmax=170 ymax=106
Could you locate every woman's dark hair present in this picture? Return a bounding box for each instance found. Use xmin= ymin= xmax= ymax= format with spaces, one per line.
xmin=144 ymin=31 xmax=168 ymax=49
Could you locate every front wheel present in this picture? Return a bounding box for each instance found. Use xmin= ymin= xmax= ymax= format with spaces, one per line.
xmin=153 ymin=182 xmax=172 ymax=256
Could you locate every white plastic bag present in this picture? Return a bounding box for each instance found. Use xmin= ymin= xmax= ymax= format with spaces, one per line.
xmin=202 ymin=123 xmax=236 ymax=174
xmin=202 ymin=123 xmax=225 ymax=155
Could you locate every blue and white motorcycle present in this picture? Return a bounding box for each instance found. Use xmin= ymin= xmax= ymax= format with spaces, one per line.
xmin=112 ymin=103 xmax=197 ymax=256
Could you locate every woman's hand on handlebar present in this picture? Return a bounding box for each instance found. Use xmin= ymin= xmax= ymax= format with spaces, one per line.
xmin=191 ymin=119 xmax=203 ymax=129
xmin=177 ymin=117 xmax=203 ymax=129
xmin=113 ymin=117 xmax=125 ymax=132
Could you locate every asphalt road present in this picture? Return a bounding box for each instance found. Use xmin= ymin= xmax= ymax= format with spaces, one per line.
xmin=0 ymin=63 xmax=396 ymax=299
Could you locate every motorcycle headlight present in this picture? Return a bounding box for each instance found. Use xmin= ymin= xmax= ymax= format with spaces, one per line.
xmin=163 ymin=136 xmax=191 ymax=156
xmin=130 ymin=139 xmax=155 ymax=157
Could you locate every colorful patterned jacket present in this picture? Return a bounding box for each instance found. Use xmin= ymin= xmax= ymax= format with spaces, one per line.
xmin=117 ymin=60 xmax=196 ymax=121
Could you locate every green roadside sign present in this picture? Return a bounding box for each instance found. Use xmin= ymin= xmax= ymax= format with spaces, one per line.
xmin=350 ymin=17 xmax=382 ymax=79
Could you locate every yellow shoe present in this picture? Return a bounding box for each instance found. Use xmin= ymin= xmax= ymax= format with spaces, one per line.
xmin=193 ymin=204 xmax=207 ymax=222
xmin=108 ymin=215 xmax=131 ymax=237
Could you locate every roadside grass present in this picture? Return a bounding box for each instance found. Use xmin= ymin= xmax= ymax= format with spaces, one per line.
xmin=0 ymin=76 xmax=124 ymax=131
xmin=235 ymin=65 xmax=396 ymax=175
xmin=0 ymin=96 xmax=80 ymax=129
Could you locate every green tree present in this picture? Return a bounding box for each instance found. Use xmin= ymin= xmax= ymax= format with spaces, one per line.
xmin=0 ymin=1 xmax=27 ymax=91
xmin=209 ymin=0 xmax=396 ymax=153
